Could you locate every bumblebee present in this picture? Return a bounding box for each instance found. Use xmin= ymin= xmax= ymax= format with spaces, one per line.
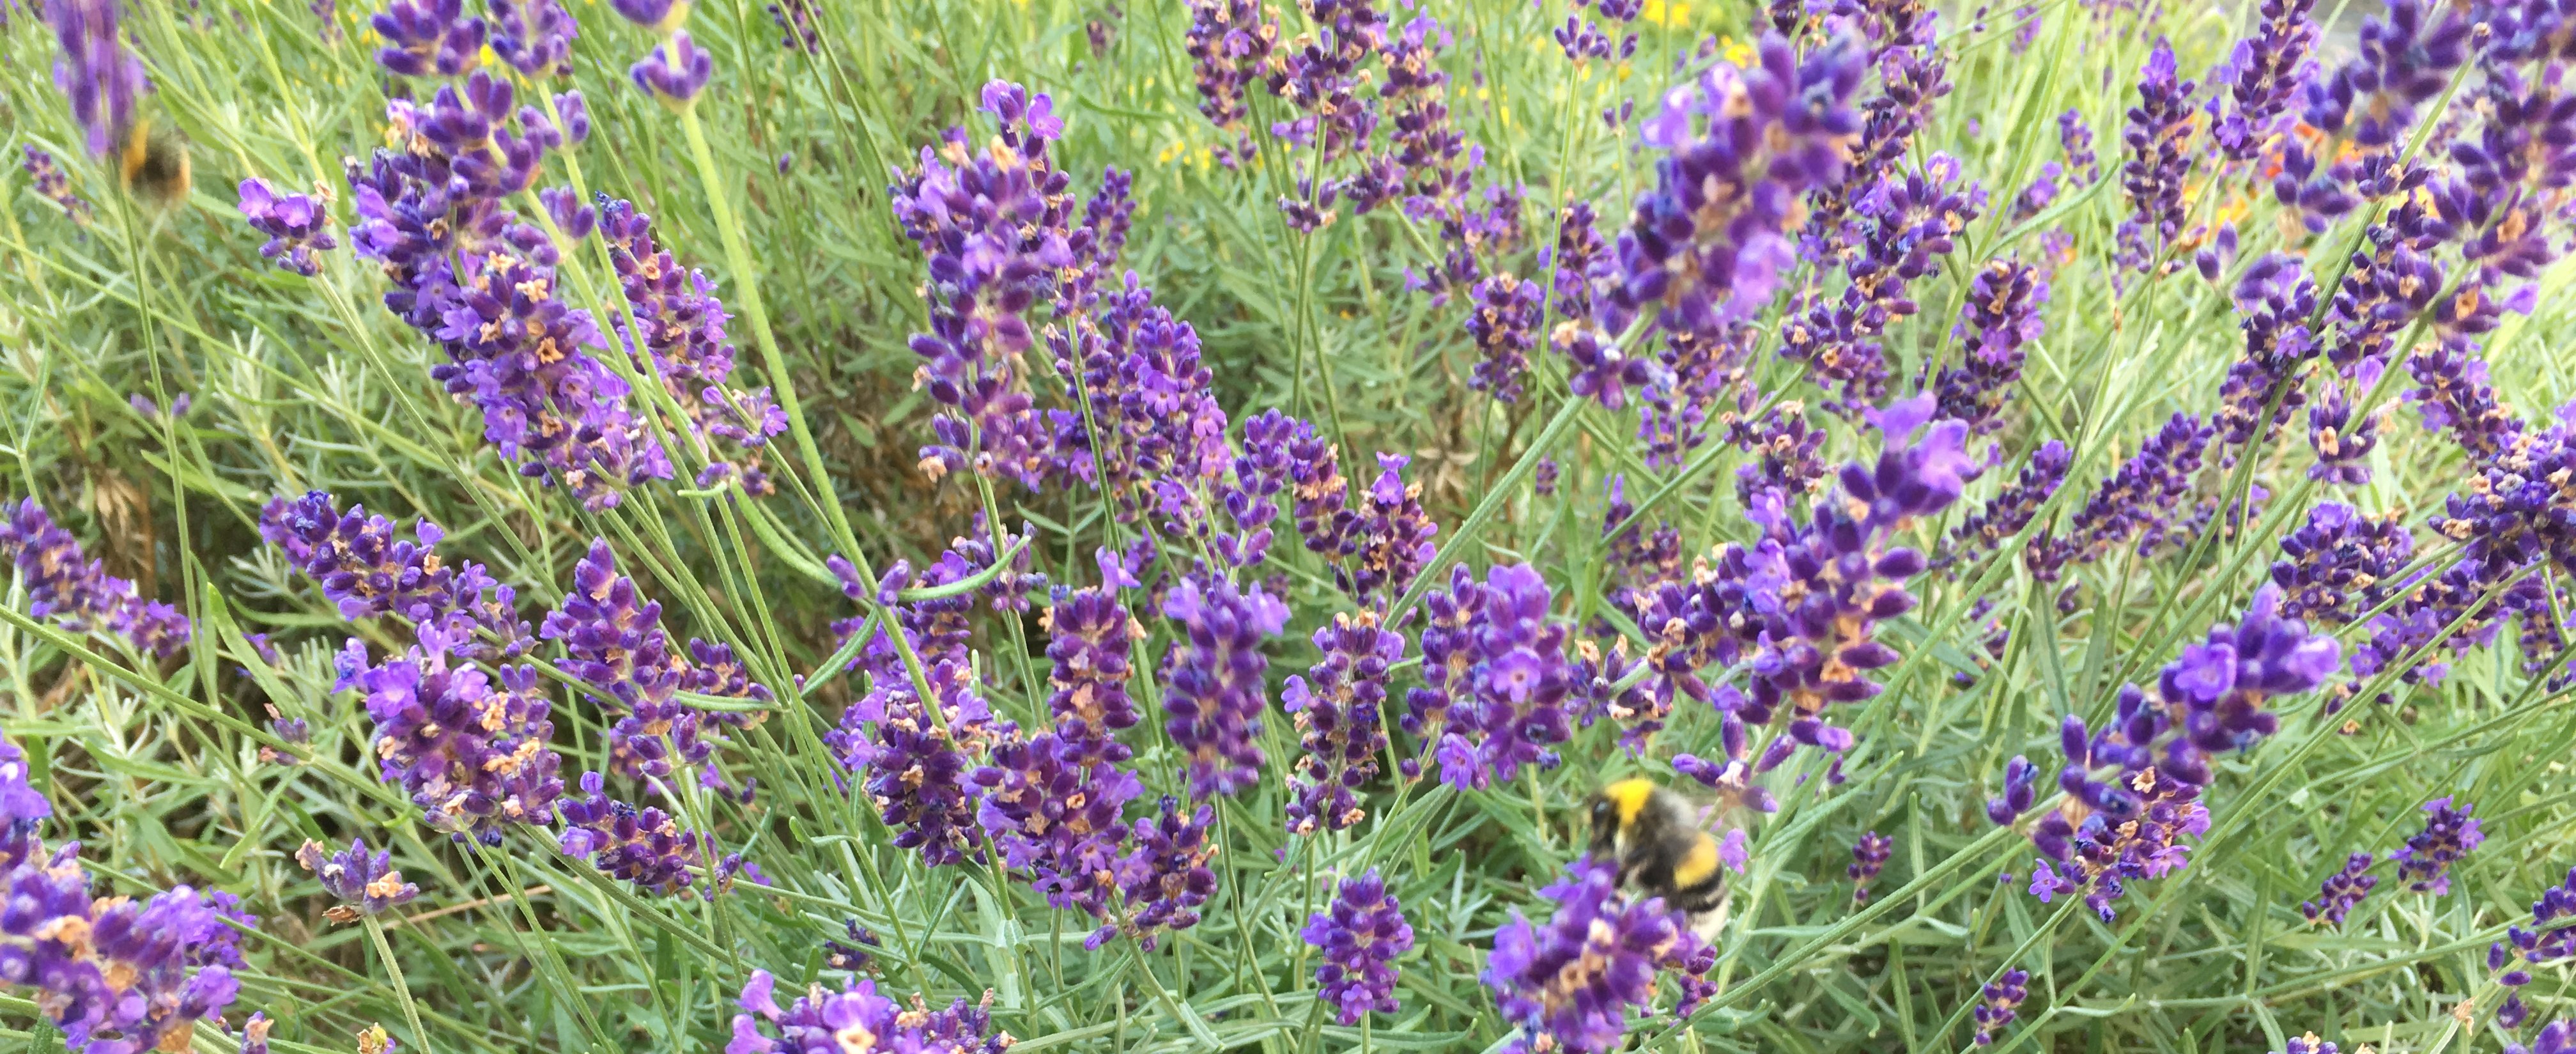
xmin=1589 ymin=778 xmax=1729 ymax=926
xmin=118 ymin=116 xmax=191 ymax=211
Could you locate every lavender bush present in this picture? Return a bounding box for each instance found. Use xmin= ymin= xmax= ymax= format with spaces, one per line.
xmin=1 ymin=0 xmax=2575 ymax=1050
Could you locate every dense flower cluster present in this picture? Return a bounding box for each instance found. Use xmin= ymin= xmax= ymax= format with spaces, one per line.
xmin=2026 ymin=414 xmax=2212 ymax=582
xmin=2204 ymin=0 xmax=2317 ymax=160
xmin=372 ymin=0 xmax=483 ymax=77
xmin=542 ymin=540 xmax=770 ymax=784
xmin=43 ymin=0 xmax=148 ymax=156
xmin=1782 ymin=154 xmax=1982 ymax=412
xmin=2494 ymin=865 xmax=2576 ymax=1032
xmin=970 ymin=576 xmax=1143 ymax=921
xmin=597 ymin=196 xmax=786 ymax=493
xmin=1182 ymin=0 xmax=1276 ymax=163
xmin=1601 ymin=33 xmax=1864 ymax=341
xmin=295 ymin=838 xmax=419 ymax=917
xmin=1944 ymin=440 xmax=2069 ymax=569
xmin=890 ymin=81 xmax=1097 ymax=492
xmin=727 ymin=970 xmax=1011 ymax=1054
xmin=2270 ymin=502 xmax=2411 ymax=626
xmin=2216 ymin=254 xmax=2321 ymax=451
xmin=1406 ymin=563 xmax=1574 ymax=790
xmin=0 ymin=499 xmax=190 ymax=658
xmin=2392 ymin=797 xmax=2481 ymax=895
xmin=235 ymin=178 xmax=339 ymax=276
xmin=826 ymin=545 xmax=1007 ymax=869
xmin=488 ymin=0 xmax=575 ymax=76
xmin=2026 ymin=586 xmax=2338 ymax=918
xmin=0 ymin=736 xmax=242 ymax=1054
xmin=334 ymin=623 xmax=564 ymax=842
xmin=1301 ymin=869 xmax=1413 ymax=1025
xmin=260 ymin=490 xmax=530 ymax=656
xmin=559 ymin=770 xmax=750 ymax=897
xmin=1091 ymin=795 xmax=1219 ymax=950
xmin=1933 ymin=259 xmax=2050 ymax=433
xmin=1466 ymin=272 xmax=1542 ymax=402
xmin=347 ymin=72 xmax=671 ymax=511
xmin=2116 ymin=40 xmax=2198 ymax=272
xmin=1284 ymin=612 xmax=1401 ymax=833
xmin=1160 ymin=571 xmax=1288 ymax=798
xmin=1485 ymin=856 xmax=1714 ymax=1054
xmin=2302 ymin=852 xmax=2376 ymax=925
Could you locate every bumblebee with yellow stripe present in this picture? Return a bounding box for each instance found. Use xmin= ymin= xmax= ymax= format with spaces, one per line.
xmin=1589 ymin=777 xmax=1729 ymax=929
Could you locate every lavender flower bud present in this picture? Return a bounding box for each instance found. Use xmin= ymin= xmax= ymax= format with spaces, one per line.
xmin=2391 ymin=796 xmax=2482 ymax=895
xmin=1300 ymin=869 xmax=1414 ymax=1025
xmin=2301 ymin=852 xmax=2377 ymax=925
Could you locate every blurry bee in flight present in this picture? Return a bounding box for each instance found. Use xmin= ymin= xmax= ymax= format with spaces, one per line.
xmin=118 ymin=116 xmax=191 ymax=211
xmin=1589 ymin=777 xmax=1745 ymax=936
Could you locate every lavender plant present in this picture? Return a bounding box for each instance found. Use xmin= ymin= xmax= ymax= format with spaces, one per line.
xmin=4 ymin=0 xmax=2576 ymax=1051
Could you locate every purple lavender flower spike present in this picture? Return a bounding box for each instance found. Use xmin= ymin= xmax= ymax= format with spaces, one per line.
xmin=2305 ymin=379 xmax=2379 ymax=486
xmin=631 ymin=32 xmax=714 ymax=104
xmin=44 ymin=0 xmax=149 ymax=155
xmin=1934 ymin=259 xmax=2049 ymax=434
xmin=1783 ymin=153 xmax=1983 ymax=413
xmin=2025 ymin=414 xmax=2212 ymax=582
xmin=370 ymin=0 xmax=484 ymax=78
xmin=2205 ymin=0 xmax=2318 ymax=161
xmin=1945 ymin=440 xmax=2069 ymax=570
xmin=490 ymin=0 xmax=577 ymax=76
xmin=1467 ymin=272 xmax=1542 ymax=402
xmin=1484 ymin=856 xmax=1716 ymax=1054
xmin=543 ymin=539 xmax=769 ymax=783
xmin=2391 ymin=797 xmax=2481 ymax=895
xmin=335 ymin=625 xmax=564 ymax=842
xmin=1342 ymin=453 xmax=1438 ymax=605
xmin=598 ymin=196 xmax=786 ymax=494
xmin=0 ymin=498 xmax=192 ymax=658
xmin=1985 ymin=756 xmax=2037 ymax=825
xmin=608 ymin=0 xmax=682 ymax=29
xmin=1559 ymin=322 xmax=1656 ymax=412
xmin=22 ymin=146 xmax=93 ymax=224
xmin=1301 ymin=869 xmax=1414 ymax=1025
xmin=237 ymin=178 xmax=339 ymax=277
xmin=2021 ymin=587 xmax=2336 ymax=918
xmin=1286 ymin=612 xmax=1403 ymax=833
xmin=295 ymin=838 xmax=419 ymax=917
xmin=1606 ymin=33 xmax=1865 ymax=341
xmin=0 ymin=825 xmax=245 ymax=1054
xmin=1847 ymin=831 xmax=1891 ymax=904
xmin=2301 ymin=851 xmax=2377 ymax=924
xmin=1089 ymin=796 xmax=1218 ymax=950
xmin=1408 ymin=563 xmax=1573 ymax=791
xmin=259 ymin=490 xmax=532 ymax=656
xmin=2116 ymin=40 xmax=2198 ymax=274
xmin=1160 ymin=571 xmax=1287 ymax=798
xmin=1971 ymin=968 xmax=2029 ymax=1045
xmin=2270 ymin=502 xmax=2411 ymax=627
xmin=1184 ymin=0 xmax=1277 ymax=164
xmin=727 ymin=972 xmax=1010 ymax=1054
xmin=559 ymin=770 xmax=753 ymax=897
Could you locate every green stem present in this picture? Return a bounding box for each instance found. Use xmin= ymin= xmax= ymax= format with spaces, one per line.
xmin=362 ymin=915 xmax=433 ymax=1054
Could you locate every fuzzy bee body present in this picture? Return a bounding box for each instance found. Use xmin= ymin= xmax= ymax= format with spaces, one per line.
xmin=1588 ymin=778 xmax=1728 ymax=922
xmin=118 ymin=118 xmax=191 ymax=210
